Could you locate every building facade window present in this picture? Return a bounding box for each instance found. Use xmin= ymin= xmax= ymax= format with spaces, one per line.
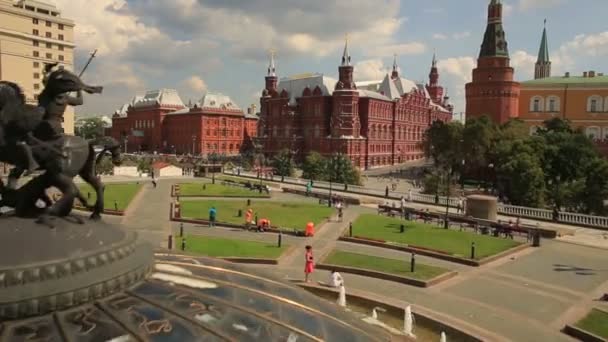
xmin=58 ymin=55 xmax=64 ymax=61
xmin=58 ymin=34 xmax=64 ymax=41
xmin=530 ymin=96 xmax=544 ymax=112
xmin=45 ymin=21 xmax=51 ymax=27
xmin=34 ymin=84 xmax=39 ymax=90
xmin=546 ymin=96 xmax=560 ymax=112
xmin=33 ymin=40 xmax=39 ymax=46
xmin=58 ymin=24 xmax=64 ymax=30
xmin=33 ymin=51 xmax=39 ymax=57
xmin=45 ymin=32 xmax=51 ymax=38
xmin=58 ymin=45 xmax=64 ymax=51
xmin=33 ymin=73 xmax=39 ymax=79
xmin=587 ymin=95 xmax=603 ymax=113
xmin=46 ymin=42 xmax=52 ymax=48
xmin=33 ymin=62 xmax=39 ymax=68
xmin=46 ymin=53 xmax=52 ymax=59
xmin=586 ymin=126 xmax=601 ymax=140
xmin=33 ymin=29 xmax=39 ymax=35
xmin=33 ymin=18 xmax=38 ymax=24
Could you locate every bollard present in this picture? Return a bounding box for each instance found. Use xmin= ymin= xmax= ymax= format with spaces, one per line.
xmin=470 ymin=242 xmax=476 ymax=259
xmin=181 ymin=237 xmax=186 ymax=251
xmin=179 ymin=223 xmax=184 ymax=237
xmin=410 ymin=253 xmax=416 ymax=273
xmin=400 ymin=224 xmax=405 ymax=233
xmin=114 ymin=201 xmax=118 ymax=211
xmin=349 ymin=222 xmax=353 ymax=237
xmin=203 ymin=184 xmax=206 ymax=190
xmin=277 ymin=232 xmax=282 ymax=248
xmin=247 ymin=199 xmax=251 ymax=206
xmin=237 ymin=209 xmax=242 ymax=217
xmin=168 ymin=235 xmax=173 ymax=249
xmin=344 ymin=183 xmax=348 ymax=191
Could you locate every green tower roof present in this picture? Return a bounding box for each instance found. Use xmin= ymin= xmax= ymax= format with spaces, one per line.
xmin=537 ymin=20 xmax=550 ymax=63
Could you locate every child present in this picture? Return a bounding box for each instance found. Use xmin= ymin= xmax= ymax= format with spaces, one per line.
xmin=304 ymin=245 xmax=314 ymax=283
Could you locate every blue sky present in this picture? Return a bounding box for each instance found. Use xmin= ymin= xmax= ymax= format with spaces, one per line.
xmin=51 ymin=0 xmax=608 ymax=118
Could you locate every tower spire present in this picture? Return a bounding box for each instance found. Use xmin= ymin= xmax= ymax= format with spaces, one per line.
xmin=341 ymin=34 xmax=351 ymax=66
xmin=432 ymin=50 xmax=437 ymax=68
xmin=391 ymin=53 xmax=399 ymax=79
xmin=267 ymin=48 xmax=276 ymax=77
xmin=534 ymin=19 xmax=551 ymax=79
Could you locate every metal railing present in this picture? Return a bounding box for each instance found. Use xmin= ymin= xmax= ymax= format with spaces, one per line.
xmin=223 ymin=170 xmax=608 ymax=229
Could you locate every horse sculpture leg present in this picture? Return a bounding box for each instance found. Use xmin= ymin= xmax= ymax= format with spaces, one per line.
xmin=79 ymin=172 xmax=104 ymax=220
xmin=37 ymin=173 xmax=82 ymax=227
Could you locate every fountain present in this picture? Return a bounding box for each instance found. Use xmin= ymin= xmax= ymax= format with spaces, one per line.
xmin=404 ymin=304 xmax=417 ymax=338
xmin=338 ymin=283 xmax=347 ymax=307
xmin=440 ymin=331 xmax=447 ymax=342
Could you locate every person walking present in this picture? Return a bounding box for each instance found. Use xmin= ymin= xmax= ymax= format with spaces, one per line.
xmin=336 ymin=201 xmax=344 ymax=222
xmin=304 ymin=245 xmax=315 ymax=283
xmin=208 ymin=206 xmax=217 ymax=228
xmin=245 ymin=208 xmax=253 ymax=230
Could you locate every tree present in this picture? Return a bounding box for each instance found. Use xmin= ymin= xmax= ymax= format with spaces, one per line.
xmin=301 ymin=152 xmax=327 ymax=180
xmin=462 ymin=116 xmax=495 ymax=184
xmin=495 ymin=140 xmax=545 ymax=206
xmin=423 ymin=120 xmax=464 ymax=171
xmin=328 ymin=154 xmax=362 ymax=185
xmin=76 ymin=117 xmax=106 ymax=139
xmin=272 ymin=149 xmax=295 ymax=179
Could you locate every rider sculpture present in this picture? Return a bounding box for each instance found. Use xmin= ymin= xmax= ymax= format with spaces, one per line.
xmin=0 ymin=63 xmax=121 ymax=226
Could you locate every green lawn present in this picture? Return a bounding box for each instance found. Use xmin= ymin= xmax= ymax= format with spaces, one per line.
xmin=175 ymin=235 xmax=286 ymax=258
xmin=324 ymin=251 xmax=449 ymax=280
xmin=352 ymin=214 xmax=521 ymax=260
xmin=181 ymin=200 xmax=333 ymax=230
xmin=177 ymin=183 xmax=269 ymax=197
xmin=78 ymin=183 xmax=142 ymax=211
xmin=575 ymin=309 xmax=608 ymax=338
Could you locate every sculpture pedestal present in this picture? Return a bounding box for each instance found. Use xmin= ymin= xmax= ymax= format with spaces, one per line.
xmin=465 ymin=195 xmax=498 ymax=221
xmin=0 ymin=215 xmax=153 ymax=320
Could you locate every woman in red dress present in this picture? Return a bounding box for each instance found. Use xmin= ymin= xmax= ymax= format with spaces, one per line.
xmin=304 ymin=245 xmax=314 ymax=283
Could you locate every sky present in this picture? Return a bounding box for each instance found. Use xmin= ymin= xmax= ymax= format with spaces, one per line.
xmin=48 ymin=0 xmax=608 ymax=119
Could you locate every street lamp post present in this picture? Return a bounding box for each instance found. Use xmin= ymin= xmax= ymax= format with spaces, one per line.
xmin=444 ymin=167 xmax=452 ymax=229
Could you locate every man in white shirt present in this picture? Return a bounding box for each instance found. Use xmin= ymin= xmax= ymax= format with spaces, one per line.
xmin=330 ymin=270 xmax=344 ymax=287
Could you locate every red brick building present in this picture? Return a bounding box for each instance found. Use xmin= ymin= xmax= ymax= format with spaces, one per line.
xmin=465 ymin=0 xmax=520 ymax=124
xmin=259 ymin=44 xmax=453 ymax=169
xmin=110 ymin=89 xmax=258 ymax=155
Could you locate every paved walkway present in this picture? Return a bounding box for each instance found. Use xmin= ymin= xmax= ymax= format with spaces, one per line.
xmin=118 ymin=176 xmax=608 ymax=341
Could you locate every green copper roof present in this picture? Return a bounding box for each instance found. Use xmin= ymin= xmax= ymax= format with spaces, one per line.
xmin=537 ymin=22 xmax=550 ymax=63
xmin=479 ymin=1 xmax=509 ymax=58
xmin=522 ymin=75 xmax=608 ymax=86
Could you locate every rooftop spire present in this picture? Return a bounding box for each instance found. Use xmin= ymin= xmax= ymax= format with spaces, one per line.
xmin=391 ymin=53 xmax=399 ymax=79
xmin=267 ymin=48 xmax=276 ymax=77
xmin=432 ymin=50 xmax=437 ymax=68
xmin=341 ymin=34 xmax=351 ymax=66
xmin=537 ymin=19 xmax=550 ymax=63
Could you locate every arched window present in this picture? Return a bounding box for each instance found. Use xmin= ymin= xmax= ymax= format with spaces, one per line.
xmin=587 ymin=95 xmax=603 ymax=113
xmin=586 ymin=126 xmax=601 ymax=140
xmin=605 ymin=97 xmax=608 ymax=112
xmin=546 ymin=96 xmax=560 ymax=112
xmin=529 ymin=126 xmax=539 ymax=136
xmin=603 ymin=127 xmax=608 ymax=140
xmin=530 ymin=96 xmax=544 ymax=112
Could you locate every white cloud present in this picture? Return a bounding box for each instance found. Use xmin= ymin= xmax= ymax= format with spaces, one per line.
xmin=559 ymin=32 xmax=608 ymax=58
xmin=184 ymin=76 xmax=207 ymax=93
xmin=366 ymin=42 xmax=427 ymax=58
xmin=511 ymin=50 xmax=536 ymax=80
xmin=452 ymin=31 xmax=471 ymax=40
xmin=354 ymin=59 xmax=386 ymax=81
xmin=437 ymin=57 xmax=475 ymax=83
xmin=433 ymin=32 xmax=470 ymax=41
xmin=503 ymin=2 xmax=514 ymax=16
xmin=518 ymin=0 xmax=566 ymax=11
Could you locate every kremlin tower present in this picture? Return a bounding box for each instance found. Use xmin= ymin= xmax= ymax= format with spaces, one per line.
xmin=465 ymin=0 xmax=520 ymax=124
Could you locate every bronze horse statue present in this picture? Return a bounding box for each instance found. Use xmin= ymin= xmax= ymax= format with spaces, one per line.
xmin=0 ymin=71 xmax=121 ymax=225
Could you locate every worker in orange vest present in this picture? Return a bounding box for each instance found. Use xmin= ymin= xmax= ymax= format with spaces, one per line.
xmin=245 ymin=208 xmax=253 ymax=230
